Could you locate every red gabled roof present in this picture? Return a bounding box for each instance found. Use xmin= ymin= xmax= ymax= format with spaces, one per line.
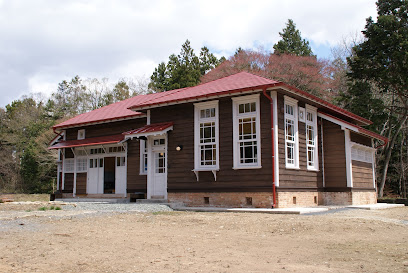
xmin=52 ymin=91 xmax=178 ymax=130
xmin=48 ymin=134 xmax=124 ymax=149
xmin=128 ymin=72 xmax=278 ymax=110
xmin=123 ymin=122 xmax=174 ymax=136
xmin=52 ymin=71 xmax=372 ymax=130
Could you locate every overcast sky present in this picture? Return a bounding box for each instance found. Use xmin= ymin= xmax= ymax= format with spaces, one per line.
xmin=0 ymin=0 xmax=378 ymax=108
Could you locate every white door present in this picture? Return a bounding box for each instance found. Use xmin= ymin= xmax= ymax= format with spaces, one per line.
xmin=152 ymin=150 xmax=166 ymax=198
xmin=115 ymin=156 xmax=127 ymax=195
xmin=87 ymin=157 xmax=104 ymax=194
xmin=87 ymin=158 xmax=98 ymax=194
xmin=148 ymin=136 xmax=167 ymax=199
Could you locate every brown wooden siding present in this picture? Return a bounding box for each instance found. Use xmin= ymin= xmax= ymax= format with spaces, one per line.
xmin=127 ymin=139 xmax=147 ymax=193
xmin=63 ymin=173 xmax=74 ymax=192
xmin=350 ymin=132 xmax=372 ymax=146
xmin=352 ymin=160 xmax=374 ymax=188
xmin=76 ymin=173 xmax=87 ymax=194
xmin=64 ymin=148 xmax=74 ymax=158
xmin=150 ymin=94 xmax=274 ymax=192
xmin=322 ymin=120 xmax=347 ymax=188
xmin=277 ymin=94 xmax=323 ymax=189
xmin=65 ymin=118 xmax=146 ymax=140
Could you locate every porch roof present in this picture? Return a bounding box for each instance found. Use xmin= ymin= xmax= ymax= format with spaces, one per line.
xmin=123 ymin=122 xmax=174 ymax=138
xmin=48 ymin=134 xmax=124 ymax=150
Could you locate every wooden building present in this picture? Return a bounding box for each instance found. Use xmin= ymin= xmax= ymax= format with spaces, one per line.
xmin=49 ymin=72 xmax=387 ymax=208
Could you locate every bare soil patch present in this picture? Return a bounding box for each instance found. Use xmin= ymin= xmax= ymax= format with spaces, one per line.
xmin=0 ymin=203 xmax=407 ymax=272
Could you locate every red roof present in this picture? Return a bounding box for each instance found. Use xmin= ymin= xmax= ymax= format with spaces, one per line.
xmin=318 ymin=112 xmax=387 ymax=143
xmin=123 ymin=122 xmax=174 ymax=136
xmin=53 ymin=91 xmax=177 ymax=130
xmin=53 ymin=71 xmax=372 ymax=130
xmin=48 ymin=134 xmax=124 ymax=149
xmin=128 ymin=72 xmax=278 ymax=110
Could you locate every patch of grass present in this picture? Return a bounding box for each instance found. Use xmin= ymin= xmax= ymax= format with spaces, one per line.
xmin=9 ymin=194 xmax=50 ymax=202
xmin=151 ymin=211 xmax=179 ymax=216
xmin=38 ymin=206 xmax=62 ymax=211
xmin=55 ymin=206 xmax=61 ymax=210
xmin=39 ymin=206 xmax=48 ymax=211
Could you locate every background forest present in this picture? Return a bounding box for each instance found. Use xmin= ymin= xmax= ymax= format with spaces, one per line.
xmin=0 ymin=0 xmax=406 ymax=198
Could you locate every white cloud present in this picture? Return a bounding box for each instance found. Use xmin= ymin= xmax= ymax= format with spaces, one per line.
xmin=0 ymin=0 xmax=378 ymax=107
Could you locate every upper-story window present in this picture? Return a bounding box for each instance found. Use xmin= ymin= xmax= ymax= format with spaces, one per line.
xmin=232 ymin=94 xmax=261 ymax=169
xmin=77 ymin=129 xmax=85 ymax=140
xmin=284 ymin=96 xmax=299 ymax=168
xmin=194 ymin=101 xmax=219 ymax=170
xmin=306 ymin=105 xmax=318 ymax=170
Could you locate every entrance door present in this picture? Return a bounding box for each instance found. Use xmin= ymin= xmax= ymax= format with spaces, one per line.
xmin=148 ymin=136 xmax=167 ymax=199
xmin=88 ymin=157 xmax=104 ymax=194
xmin=115 ymin=156 xmax=127 ymax=195
xmin=87 ymin=158 xmax=99 ymax=194
xmin=104 ymin=157 xmax=116 ymax=194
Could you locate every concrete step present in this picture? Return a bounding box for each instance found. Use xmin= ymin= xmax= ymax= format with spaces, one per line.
xmin=136 ymin=199 xmax=168 ymax=204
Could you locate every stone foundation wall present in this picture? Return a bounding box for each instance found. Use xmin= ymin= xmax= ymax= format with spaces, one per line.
xmin=169 ymin=190 xmax=377 ymax=208
xmin=168 ymin=192 xmax=274 ymax=208
xmin=352 ymin=191 xmax=377 ymax=205
xmin=319 ymin=192 xmax=352 ymax=206
xmin=276 ymin=191 xmax=319 ymax=208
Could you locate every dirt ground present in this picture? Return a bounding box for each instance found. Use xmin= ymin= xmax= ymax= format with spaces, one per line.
xmin=0 ymin=203 xmax=407 ymax=273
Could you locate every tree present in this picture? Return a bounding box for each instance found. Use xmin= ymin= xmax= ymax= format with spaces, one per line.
xmin=149 ymin=40 xmax=223 ymax=92
xmin=201 ymin=49 xmax=333 ymax=100
xmin=273 ymin=19 xmax=314 ymax=56
xmin=346 ymin=0 xmax=408 ymax=197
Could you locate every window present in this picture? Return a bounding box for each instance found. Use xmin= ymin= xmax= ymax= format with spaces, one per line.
xmin=140 ymin=140 xmax=148 ymax=175
xmin=116 ymin=156 xmax=126 ymax=167
xmin=155 ymin=152 xmax=165 ymax=173
xmin=232 ymin=94 xmax=261 ymax=169
xmin=90 ymin=148 xmax=105 ymax=155
xmin=306 ymin=105 xmax=318 ymax=170
xmin=194 ymin=101 xmax=219 ymax=170
xmin=351 ymin=143 xmax=373 ymax=163
xmin=64 ymin=158 xmax=74 ymax=172
xmin=284 ymin=96 xmax=299 ymax=168
xmin=76 ymin=158 xmax=87 ymax=172
xmin=108 ymin=146 xmax=125 ymax=153
xmin=77 ymin=129 xmax=85 ymax=140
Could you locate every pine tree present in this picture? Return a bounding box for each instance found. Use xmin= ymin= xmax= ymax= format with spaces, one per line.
xmin=149 ymin=40 xmax=223 ymax=92
xmin=346 ymin=0 xmax=408 ymax=197
xmin=273 ymin=19 xmax=313 ymax=56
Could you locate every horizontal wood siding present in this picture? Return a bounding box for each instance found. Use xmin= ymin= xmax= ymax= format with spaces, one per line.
xmin=277 ymin=94 xmax=323 ymax=189
xmin=323 ymin=120 xmax=347 ymax=188
xmin=352 ymin=160 xmax=374 ymax=188
xmin=127 ymin=139 xmax=147 ymax=192
xmin=64 ymin=148 xmax=74 ymax=158
xmin=150 ymin=94 xmax=274 ymax=192
xmin=75 ymin=173 xmax=87 ymax=194
xmin=65 ymin=119 xmax=146 ymax=140
xmin=63 ymin=173 xmax=74 ymax=192
xmin=350 ymin=132 xmax=372 ymax=146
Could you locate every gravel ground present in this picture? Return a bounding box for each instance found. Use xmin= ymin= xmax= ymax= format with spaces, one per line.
xmin=0 ymin=202 xmax=407 ymax=272
xmin=61 ymin=202 xmax=174 ymax=213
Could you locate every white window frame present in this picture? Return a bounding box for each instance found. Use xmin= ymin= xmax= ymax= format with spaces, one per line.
xmin=305 ymin=104 xmax=319 ymax=171
xmin=140 ymin=139 xmax=148 ymax=175
xmin=194 ymin=100 xmax=219 ymax=170
xmin=351 ymin=142 xmax=374 ymax=164
xmin=77 ymin=129 xmax=85 ymax=140
xmin=76 ymin=157 xmax=87 ymax=172
xmin=232 ymin=94 xmax=262 ymax=169
xmin=64 ymin=158 xmax=75 ymax=173
xmin=284 ymin=96 xmax=299 ymax=169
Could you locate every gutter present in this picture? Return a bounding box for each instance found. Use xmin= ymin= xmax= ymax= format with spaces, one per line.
xmin=262 ymin=88 xmax=277 ymax=208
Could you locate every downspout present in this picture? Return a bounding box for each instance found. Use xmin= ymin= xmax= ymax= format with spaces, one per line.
xmin=262 ymin=88 xmax=276 ymax=208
